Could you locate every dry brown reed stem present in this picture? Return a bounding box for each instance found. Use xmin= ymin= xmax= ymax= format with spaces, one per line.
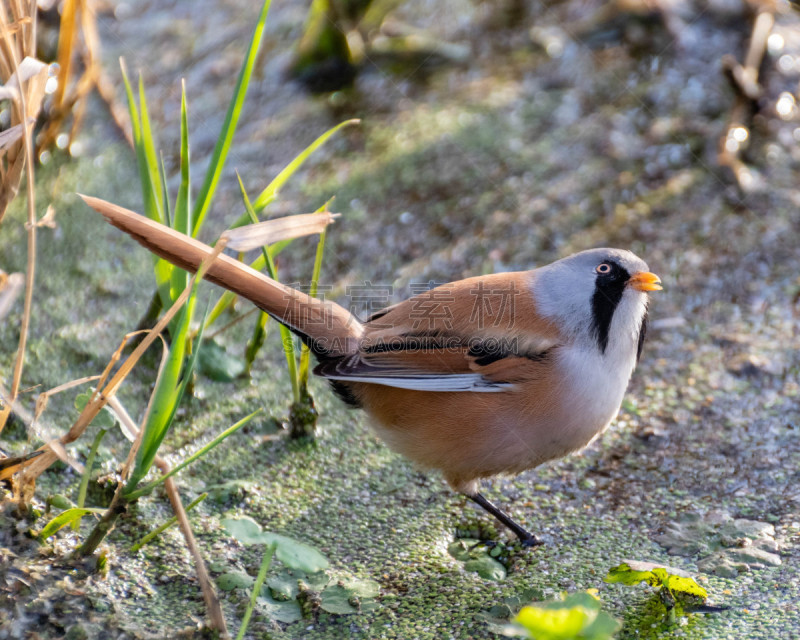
xmin=37 ymin=0 xmax=132 ymax=151
xmin=52 ymin=0 xmax=77 ymax=112
xmin=160 ymin=469 xmax=229 ymax=637
xmin=718 ymin=5 xmax=775 ymax=190
xmin=0 ymin=2 xmax=45 ymax=223
xmin=0 ymin=11 xmax=46 ymax=436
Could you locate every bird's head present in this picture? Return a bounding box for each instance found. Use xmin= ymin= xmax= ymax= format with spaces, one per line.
xmin=534 ymin=248 xmax=661 ymax=353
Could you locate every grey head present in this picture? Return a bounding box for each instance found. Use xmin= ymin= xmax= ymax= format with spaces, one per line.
xmin=532 ymin=248 xmax=659 ymax=357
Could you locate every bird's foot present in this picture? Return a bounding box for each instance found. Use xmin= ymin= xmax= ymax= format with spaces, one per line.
xmin=467 ymin=492 xmax=544 ymax=549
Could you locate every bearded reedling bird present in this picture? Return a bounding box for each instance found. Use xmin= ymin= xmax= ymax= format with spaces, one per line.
xmin=82 ymin=197 xmax=662 ymax=546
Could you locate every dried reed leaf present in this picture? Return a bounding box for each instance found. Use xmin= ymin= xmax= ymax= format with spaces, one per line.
xmin=1 ymin=55 xmax=46 ymax=92
xmin=0 ymin=56 xmax=48 ymax=222
xmin=0 ymin=450 xmax=42 ymax=473
xmin=0 ymin=122 xmax=25 ymax=150
xmin=32 ymin=374 xmax=102 ymax=427
xmin=48 ymin=440 xmax=85 ymax=475
xmin=222 ymin=211 xmax=340 ymax=251
xmin=0 ymin=6 xmax=35 ymax=82
xmin=106 ymin=396 xmax=139 ymax=443
xmin=37 ymin=204 xmax=57 ymax=228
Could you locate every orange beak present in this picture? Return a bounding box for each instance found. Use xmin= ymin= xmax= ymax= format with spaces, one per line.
xmin=628 ymin=271 xmax=662 ymax=292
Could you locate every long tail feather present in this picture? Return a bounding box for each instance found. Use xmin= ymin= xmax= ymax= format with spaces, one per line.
xmin=80 ymin=195 xmax=362 ymax=356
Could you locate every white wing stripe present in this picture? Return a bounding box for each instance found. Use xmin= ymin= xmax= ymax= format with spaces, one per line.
xmin=320 ymin=373 xmax=512 ymax=392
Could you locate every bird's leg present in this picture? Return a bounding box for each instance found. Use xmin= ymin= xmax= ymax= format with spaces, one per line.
xmin=467 ymin=492 xmax=543 ymax=547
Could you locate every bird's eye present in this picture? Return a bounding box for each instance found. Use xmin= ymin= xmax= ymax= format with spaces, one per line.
xmin=596 ymin=263 xmax=612 ymax=274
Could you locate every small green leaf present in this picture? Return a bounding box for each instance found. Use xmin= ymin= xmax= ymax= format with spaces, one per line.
xmin=256 ymin=593 xmax=303 ymax=623
xmin=464 ymin=555 xmax=507 ymax=581
xmin=604 ymin=562 xmax=659 ymax=587
xmin=222 ymin=516 xmax=265 ymax=545
xmin=197 ymin=339 xmax=246 ymax=381
xmin=217 ymin=571 xmax=255 ymax=591
xmin=39 ymin=507 xmax=103 ymax=540
xmin=304 ymin=571 xmax=332 ymax=591
xmin=515 ymin=605 xmax=590 ymax=638
xmin=47 ymin=494 xmax=75 ymax=511
xmin=266 ymin=569 xmax=302 ymax=601
xmin=582 ymin=609 xmax=624 ymax=640
xmin=604 ymin=562 xmax=707 ymax=599
xmin=447 ymin=539 xmax=476 ymax=562
xmin=268 ymin=533 xmax=329 ymax=573
xmin=320 ymin=584 xmax=359 ymax=615
xmin=342 ymin=577 xmax=380 ymax=599
xmin=663 ymin=574 xmax=708 ymax=600
xmin=222 ymin=517 xmax=330 ymax=573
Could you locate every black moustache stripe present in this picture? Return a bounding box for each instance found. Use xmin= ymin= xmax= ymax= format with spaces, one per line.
xmin=590 ymin=265 xmax=630 ymax=353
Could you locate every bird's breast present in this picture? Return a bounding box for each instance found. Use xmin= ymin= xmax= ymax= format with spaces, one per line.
xmin=540 ymin=343 xmax=637 ymax=449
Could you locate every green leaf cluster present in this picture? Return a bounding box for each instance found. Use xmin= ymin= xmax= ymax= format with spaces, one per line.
xmin=221 ymin=517 xmax=380 ymax=623
xmin=507 ymin=592 xmax=621 ymax=640
xmin=604 ymin=562 xmax=708 ymax=602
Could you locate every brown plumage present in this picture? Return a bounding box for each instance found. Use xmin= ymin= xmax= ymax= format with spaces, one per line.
xmin=82 ymin=196 xmax=661 ymax=545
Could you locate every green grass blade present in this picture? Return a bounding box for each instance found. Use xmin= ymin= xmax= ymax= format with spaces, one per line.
xmin=168 ymin=300 xmax=209 ymax=420
xmin=126 ymin=409 xmax=261 ymax=501
xmin=204 ymin=290 xmax=238 ymax=330
xmin=39 ymin=507 xmax=105 ymax=540
xmin=126 ymin=293 xmax=210 ymax=493
xmin=235 ymin=542 xmax=276 ymax=640
xmin=191 ymin=0 xmax=273 ymax=237
xmin=174 ymin=80 xmax=191 ymax=236
xmin=228 ymin=119 xmax=360 ymax=231
xmin=170 ymin=82 xmax=192 ymax=299
xmin=119 ymin=59 xmax=142 ymax=149
xmin=73 ymin=427 xmax=108 ymax=530
xmin=122 ymin=66 xmax=172 ymax=306
xmin=126 ymin=297 xmax=195 ymax=492
xmin=251 ymin=119 xmax=359 ymax=214
xmin=157 ymin=151 xmax=177 ymax=314
xmin=137 ymin=75 xmax=164 ymax=223
xmin=159 ymin=152 xmax=172 ymax=228
xmin=130 ymin=493 xmax=208 ymax=552
xmin=244 ymin=310 xmax=270 ymax=374
xmin=237 ymin=173 xmax=300 ymax=401
xmin=121 ymin=63 xmax=160 ymax=226
xmin=298 ymin=200 xmax=333 ymax=384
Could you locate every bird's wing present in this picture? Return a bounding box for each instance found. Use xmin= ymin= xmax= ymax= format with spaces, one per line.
xmin=314 ymin=340 xmax=552 ymax=391
xmin=314 ymin=272 xmax=562 ymax=392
